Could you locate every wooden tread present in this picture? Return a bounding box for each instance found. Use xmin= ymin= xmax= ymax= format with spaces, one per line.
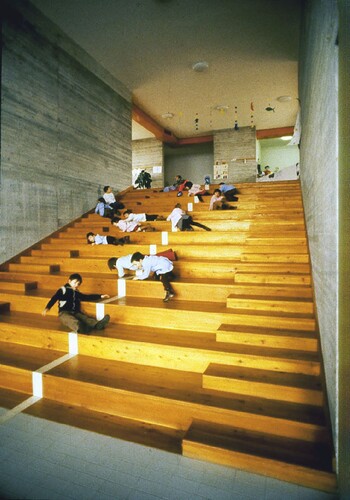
xmin=40 ymin=355 xmax=328 ymax=442
xmin=24 ymin=397 xmax=183 ymax=454
xmin=0 ymin=341 xmax=65 ymax=393
xmin=226 ymin=294 xmax=314 ymax=314
xmin=182 ymin=420 xmax=336 ymax=493
xmin=202 ymin=363 xmax=323 ymax=405
xmin=0 ymin=311 xmax=319 ymax=376
xmin=217 ymin=323 xmax=318 ymax=352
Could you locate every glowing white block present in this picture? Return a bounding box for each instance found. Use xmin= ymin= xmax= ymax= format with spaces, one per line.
xmin=118 ymin=278 xmax=126 ymax=297
xmin=69 ymin=332 xmax=79 ymax=355
xmin=32 ymin=372 xmax=43 ymax=398
xmin=194 ymin=196 xmax=199 ymax=203
xmin=150 ymin=244 xmax=157 ymax=255
xmin=161 ymin=231 xmax=169 ymax=245
xmin=96 ymin=303 xmax=105 ymax=321
xmin=187 ymin=203 xmax=193 ymax=212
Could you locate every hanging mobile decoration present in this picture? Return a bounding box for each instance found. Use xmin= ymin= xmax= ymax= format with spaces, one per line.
xmin=250 ymin=101 xmax=255 ymax=128
xmin=195 ymin=113 xmax=199 ymax=131
xmin=234 ymin=106 xmax=239 ymax=130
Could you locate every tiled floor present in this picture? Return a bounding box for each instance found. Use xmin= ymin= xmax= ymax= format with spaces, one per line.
xmin=0 ymin=407 xmax=338 ymax=500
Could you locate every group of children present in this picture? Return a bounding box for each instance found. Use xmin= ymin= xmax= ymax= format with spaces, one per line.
xmin=44 ymin=179 xmax=238 ymax=336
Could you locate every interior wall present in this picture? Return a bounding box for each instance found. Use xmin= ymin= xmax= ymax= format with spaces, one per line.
xmin=213 ymin=127 xmax=257 ymax=183
xmin=0 ymin=1 xmax=131 ymax=264
xmin=132 ymin=138 xmax=164 ymax=188
xmin=164 ymin=143 xmax=214 ymax=186
xmin=298 ymin=0 xmax=339 ymax=457
xmin=259 ymin=141 xmax=299 ymax=171
xmin=337 ymin=0 xmax=350 ymax=496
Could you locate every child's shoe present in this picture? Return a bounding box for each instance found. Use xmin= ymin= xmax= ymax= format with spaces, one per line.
xmin=95 ymin=314 xmax=110 ymax=330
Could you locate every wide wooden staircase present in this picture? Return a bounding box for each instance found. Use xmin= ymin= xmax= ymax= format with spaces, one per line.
xmin=0 ymin=180 xmax=337 ymax=493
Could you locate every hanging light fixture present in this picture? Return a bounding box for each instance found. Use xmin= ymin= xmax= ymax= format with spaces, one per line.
xmin=161 ymin=112 xmax=174 ymax=119
xmin=192 ymin=61 xmax=209 ymax=72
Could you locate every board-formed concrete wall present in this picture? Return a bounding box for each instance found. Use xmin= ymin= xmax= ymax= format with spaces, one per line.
xmin=1 ymin=2 xmax=132 ymax=264
xmin=213 ymin=127 xmax=257 ymax=183
xmin=132 ymin=138 xmax=164 ymax=188
xmin=298 ymin=0 xmax=338 ymax=450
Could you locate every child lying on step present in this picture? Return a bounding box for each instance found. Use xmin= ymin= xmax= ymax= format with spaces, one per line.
xmin=86 ymin=232 xmax=130 ymax=245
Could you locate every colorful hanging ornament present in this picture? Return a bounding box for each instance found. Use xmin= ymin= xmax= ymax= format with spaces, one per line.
xmin=250 ymin=101 xmax=255 ymax=128
xmin=234 ymin=106 xmax=239 ymax=130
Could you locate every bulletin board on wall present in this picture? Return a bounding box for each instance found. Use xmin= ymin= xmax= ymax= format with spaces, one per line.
xmin=213 ymin=161 xmax=229 ymax=180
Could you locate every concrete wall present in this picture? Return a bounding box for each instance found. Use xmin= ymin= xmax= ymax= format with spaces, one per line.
xmin=213 ymin=127 xmax=257 ymax=183
xmin=338 ymin=0 xmax=350 ymax=494
xmin=298 ymin=0 xmax=339 ymax=453
xmin=1 ymin=1 xmax=132 ymax=264
xmin=132 ymin=138 xmax=164 ymax=188
xmin=164 ymin=143 xmax=214 ymax=186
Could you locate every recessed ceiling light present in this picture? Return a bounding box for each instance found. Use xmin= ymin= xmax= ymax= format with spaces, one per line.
xmin=214 ymin=105 xmax=229 ymax=111
xmin=192 ymin=61 xmax=209 ymax=72
xmin=281 ymin=135 xmax=293 ymax=140
xmin=277 ymin=96 xmax=292 ymax=102
xmin=161 ymin=112 xmax=174 ymax=119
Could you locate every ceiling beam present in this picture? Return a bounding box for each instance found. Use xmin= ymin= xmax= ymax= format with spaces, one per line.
xmin=132 ymin=105 xmax=178 ymax=144
xmin=174 ymin=136 xmax=213 ymax=146
xmin=256 ymin=127 xmax=294 ymax=140
xmin=133 ymin=105 xmax=294 ymax=145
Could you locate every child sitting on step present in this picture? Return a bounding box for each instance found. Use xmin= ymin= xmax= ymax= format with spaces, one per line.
xmin=209 ymin=189 xmax=236 ymax=210
xmin=103 ymin=185 xmax=125 ymax=213
xmin=42 ymin=273 xmax=110 ymax=335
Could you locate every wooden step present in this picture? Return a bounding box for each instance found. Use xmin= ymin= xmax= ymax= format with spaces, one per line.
xmin=103 ymin=296 xmax=318 ymax=338
xmin=246 ymin=236 xmax=307 ymax=245
xmin=0 ymin=302 xmax=10 ymax=313
xmin=0 ymin=278 xmax=37 ymax=292
xmin=79 ymin=210 xmax=305 ymax=224
xmin=25 ymin=397 xmax=183 ymax=454
xmin=235 ymin=272 xmax=311 ymax=285
xmin=182 ymin=420 xmax=336 ymax=493
xmin=14 ymin=255 xmax=311 ymax=279
xmin=241 ymin=245 xmax=308 ymax=254
xmin=226 ymin=283 xmax=312 ymax=299
xmin=226 ymin=294 xmax=314 ymax=314
xmin=41 ymin=230 xmax=308 ymax=247
xmin=0 ymin=271 xmax=118 ymax=296
xmin=202 ymin=364 xmax=323 ymax=405
xmin=42 ymin=355 xmax=328 ymax=442
xmin=8 ymin=263 xmax=60 ymax=273
xmin=0 ymin=386 xmax=34 ymax=410
xmin=0 ymin=311 xmax=69 ymax=352
xmin=31 ymin=249 xmax=79 ymax=258
xmin=241 ymin=253 xmax=309 ymax=263
xmin=123 ymin=279 xmax=313 ymax=303
xmin=217 ymin=324 xmax=318 ymax=352
xmin=0 ymin=311 xmax=320 ymax=376
xmin=0 ymin=341 xmax=66 ymax=394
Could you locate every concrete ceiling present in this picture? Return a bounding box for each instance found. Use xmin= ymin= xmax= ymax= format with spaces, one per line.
xmin=30 ymin=0 xmax=302 ymax=141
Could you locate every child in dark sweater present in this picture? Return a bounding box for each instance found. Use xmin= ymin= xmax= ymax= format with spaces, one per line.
xmin=42 ymin=273 xmax=110 ymax=334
